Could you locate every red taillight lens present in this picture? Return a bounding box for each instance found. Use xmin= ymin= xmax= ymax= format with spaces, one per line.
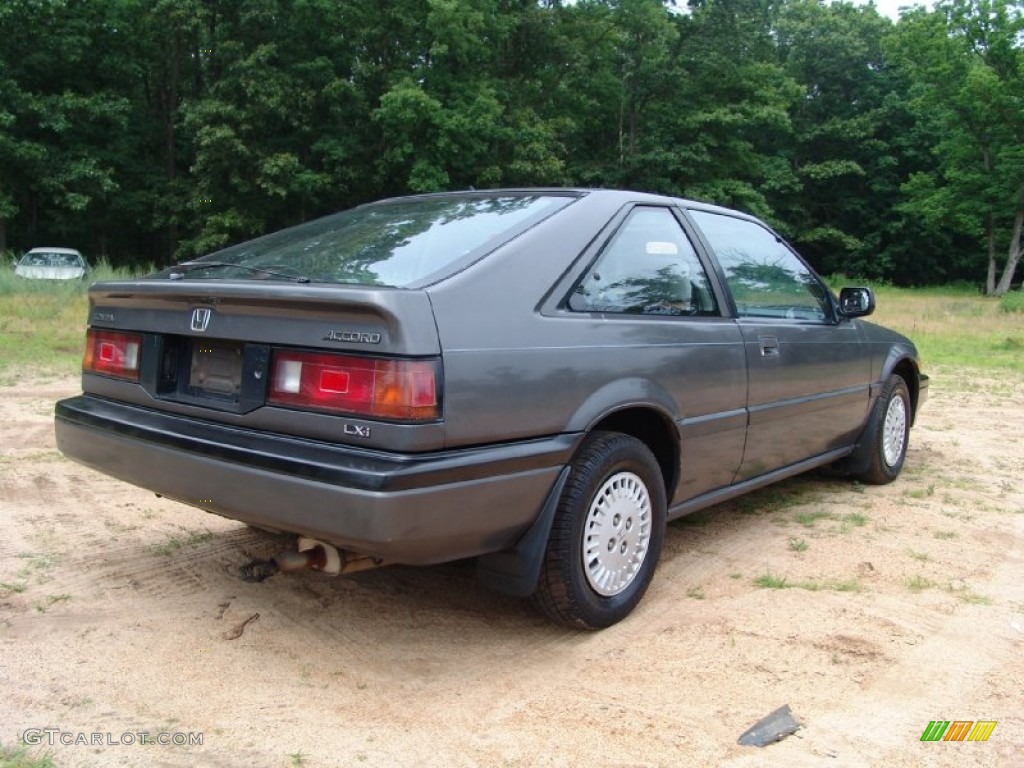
xmin=268 ymin=351 xmax=440 ymax=422
xmin=83 ymin=329 xmax=142 ymax=381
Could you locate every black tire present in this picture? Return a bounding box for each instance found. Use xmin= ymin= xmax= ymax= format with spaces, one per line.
xmin=533 ymin=431 xmax=666 ymax=629
xmin=857 ymin=374 xmax=911 ymax=485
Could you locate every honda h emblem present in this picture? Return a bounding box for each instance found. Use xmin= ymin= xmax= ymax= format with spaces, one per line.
xmin=190 ymin=308 xmax=212 ymax=332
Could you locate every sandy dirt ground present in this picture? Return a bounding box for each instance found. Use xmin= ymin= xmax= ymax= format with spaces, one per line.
xmin=1 ymin=372 xmax=1022 ymax=768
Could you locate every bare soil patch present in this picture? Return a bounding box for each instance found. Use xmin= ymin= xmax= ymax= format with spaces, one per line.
xmin=2 ymin=373 xmax=1022 ymax=767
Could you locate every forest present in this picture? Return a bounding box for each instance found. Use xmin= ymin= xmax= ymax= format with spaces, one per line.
xmin=0 ymin=0 xmax=1021 ymax=292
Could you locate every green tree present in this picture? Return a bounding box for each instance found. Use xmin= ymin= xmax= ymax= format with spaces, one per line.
xmin=890 ymin=0 xmax=1024 ymax=294
xmin=0 ymin=0 xmax=1016 ymax=286
xmin=774 ymin=1 xmax=894 ymax=274
xmin=179 ymin=0 xmax=358 ymax=256
xmin=672 ymin=0 xmax=801 ymax=217
xmin=555 ymin=0 xmax=801 ymax=216
xmin=0 ymin=0 xmax=132 ymax=256
xmin=372 ymin=0 xmax=569 ymax=193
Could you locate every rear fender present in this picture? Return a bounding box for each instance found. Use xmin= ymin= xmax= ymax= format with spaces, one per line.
xmin=565 ymin=377 xmax=679 ymax=433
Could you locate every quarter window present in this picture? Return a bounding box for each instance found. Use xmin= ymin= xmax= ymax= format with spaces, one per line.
xmin=570 ymin=208 xmax=718 ymax=316
xmin=690 ymin=211 xmax=831 ymax=322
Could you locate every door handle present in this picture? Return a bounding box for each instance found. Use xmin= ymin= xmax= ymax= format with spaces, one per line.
xmin=759 ymin=335 xmax=779 ymax=357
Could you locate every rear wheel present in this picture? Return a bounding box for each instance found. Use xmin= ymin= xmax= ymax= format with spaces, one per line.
xmin=857 ymin=374 xmax=911 ymax=485
xmin=533 ymin=431 xmax=666 ymax=629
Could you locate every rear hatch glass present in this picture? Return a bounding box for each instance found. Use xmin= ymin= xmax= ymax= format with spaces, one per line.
xmin=152 ymin=193 xmax=576 ymax=288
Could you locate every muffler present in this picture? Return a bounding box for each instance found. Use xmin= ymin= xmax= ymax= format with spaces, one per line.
xmin=273 ymin=537 xmax=386 ymax=576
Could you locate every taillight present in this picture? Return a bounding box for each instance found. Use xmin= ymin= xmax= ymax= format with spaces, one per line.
xmin=83 ymin=329 xmax=142 ymax=381
xmin=268 ymin=350 xmax=440 ymax=422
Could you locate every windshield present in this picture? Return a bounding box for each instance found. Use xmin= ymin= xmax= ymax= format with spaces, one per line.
xmin=22 ymin=252 xmax=84 ymax=268
xmin=156 ymin=194 xmax=575 ymax=287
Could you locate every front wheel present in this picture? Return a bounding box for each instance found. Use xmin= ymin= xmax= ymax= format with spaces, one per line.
xmin=533 ymin=431 xmax=666 ymax=629
xmin=856 ymin=374 xmax=911 ymax=485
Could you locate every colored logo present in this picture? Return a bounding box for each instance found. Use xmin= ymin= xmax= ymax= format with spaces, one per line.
xmin=920 ymin=720 xmax=997 ymax=742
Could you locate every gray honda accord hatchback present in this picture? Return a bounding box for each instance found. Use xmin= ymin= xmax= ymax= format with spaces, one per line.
xmin=55 ymin=189 xmax=928 ymax=628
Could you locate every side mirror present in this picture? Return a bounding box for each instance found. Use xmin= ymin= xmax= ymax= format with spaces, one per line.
xmin=838 ymin=286 xmax=875 ymax=318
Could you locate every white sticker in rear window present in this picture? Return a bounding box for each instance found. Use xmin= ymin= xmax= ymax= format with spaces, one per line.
xmin=646 ymin=241 xmax=679 ymax=255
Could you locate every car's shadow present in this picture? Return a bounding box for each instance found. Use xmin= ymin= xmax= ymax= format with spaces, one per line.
xmin=54 ymin=467 xmax=894 ymax=671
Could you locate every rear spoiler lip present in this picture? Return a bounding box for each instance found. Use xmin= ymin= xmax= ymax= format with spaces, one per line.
xmin=85 ymin=279 xmax=442 ymax=357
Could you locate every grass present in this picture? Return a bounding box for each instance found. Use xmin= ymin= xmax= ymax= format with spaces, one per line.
xmin=791 ymin=509 xmax=868 ymax=531
xmin=754 ymin=571 xmax=861 ymax=592
xmin=34 ymin=594 xmax=72 ymax=613
xmin=803 ymin=579 xmax=862 ymax=593
xmin=944 ymin=580 xmax=993 ymax=605
xmin=17 ymin=552 xmax=54 ymax=574
xmin=151 ymin=529 xmax=215 ymax=556
xmin=0 ymin=553 xmax=56 ymax=595
xmin=787 ymin=537 xmax=809 ymax=552
xmin=0 ymin=259 xmax=145 ymax=297
xmin=793 ymin=509 xmax=831 ymax=528
xmin=859 ymin=283 xmax=1024 ymax=375
xmin=838 ymin=512 xmax=868 ymax=528
xmin=904 ymin=485 xmax=936 ymax=499
xmin=999 ymin=291 xmax=1024 ymax=314
xmin=906 ymin=575 xmax=936 ymax=593
xmin=0 ymin=261 xmax=148 ymax=379
xmin=904 ymin=574 xmax=992 ymax=604
xmin=754 ymin=572 xmax=789 ymax=589
xmin=0 ymin=744 xmax=55 ymax=768
xmin=950 ymin=588 xmax=992 ymax=605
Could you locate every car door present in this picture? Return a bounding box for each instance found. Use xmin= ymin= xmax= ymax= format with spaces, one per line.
xmin=566 ymin=205 xmax=748 ymax=502
xmin=687 ymin=209 xmax=872 ymax=480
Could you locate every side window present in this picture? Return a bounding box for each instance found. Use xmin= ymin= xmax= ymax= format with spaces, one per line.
xmin=569 ymin=207 xmax=719 ymax=316
xmin=690 ymin=211 xmax=830 ymax=322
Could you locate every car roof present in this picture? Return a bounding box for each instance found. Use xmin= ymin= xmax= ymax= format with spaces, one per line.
xmin=26 ymin=247 xmax=83 ymax=255
xmin=367 ymin=188 xmax=760 ymax=222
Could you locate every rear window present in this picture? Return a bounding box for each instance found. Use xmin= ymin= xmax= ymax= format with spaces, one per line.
xmin=157 ymin=194 xmax=574 ymax=287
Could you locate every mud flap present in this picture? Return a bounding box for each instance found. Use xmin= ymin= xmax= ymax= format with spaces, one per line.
xmin=475 ymin=466 xmax=571 ymax=597
xmin=832 ymin=389 xmax=883 ymax=476
xmin=832 ymin=415 xmax=878 ymax=476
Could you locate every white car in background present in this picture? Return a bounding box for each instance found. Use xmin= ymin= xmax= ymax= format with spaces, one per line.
xmin=15 ymin=247 xmax=89 ymax=280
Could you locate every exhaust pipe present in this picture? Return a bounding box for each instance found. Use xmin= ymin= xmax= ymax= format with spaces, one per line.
xmin=274 ymin=537 xmax=386 ymax=576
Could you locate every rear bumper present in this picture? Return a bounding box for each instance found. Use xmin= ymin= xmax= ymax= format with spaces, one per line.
xmin=55 ymin=395 xmax=577 ymax=565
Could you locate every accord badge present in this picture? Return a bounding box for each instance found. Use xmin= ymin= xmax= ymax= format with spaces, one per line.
xmin=324 ymin=330 xmax=382 ymax=344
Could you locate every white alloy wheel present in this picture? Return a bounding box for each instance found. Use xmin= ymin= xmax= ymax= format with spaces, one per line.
xmin=882 ymin=394 xmax=907 ymax=468
xmin=582 ymin=471 xmax=653 ymax=597
xmin=533 ymin=431 xmax=666 ymax=629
